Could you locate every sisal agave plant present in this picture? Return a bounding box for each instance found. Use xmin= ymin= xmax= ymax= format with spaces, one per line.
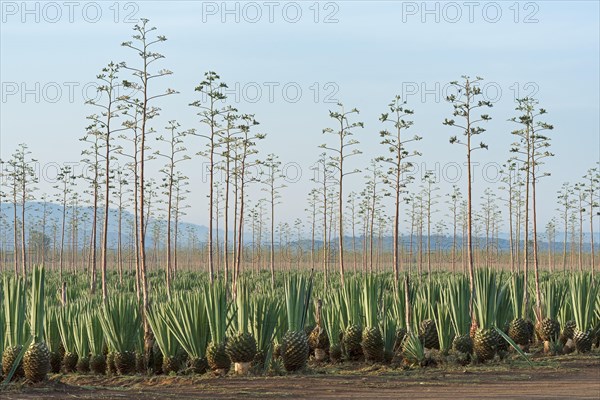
xmin=281 ymin=274 xmax=313 ymax=372
xmin=558 ymin=295 xmax=576 ymax=347
xmin=134 ymin=320 xmax=146 ymax=374
xmin=307 ymin=299 xmax=329 ymax=362
xmin=98 ymin=295 xmax=141 ymax=375
xmin=340 ymin=276 xmax=363 ymax=360
xmin=226 ymin=280 xmax=258 ymax=375
xmin=0 ymin=283 xmax=4 ymax=366
xmin=23 ymin=267 xmax=51 ymax=382
xmin=380 ymin=307 xmax=397 ymax=363
xmin=2 ymin=276 xmax=27 ymax=381
xmin=569 ymin=273 xmax=599 ymax=353
xmin=477 ymin=272 xmax=532 ymax=362
xmin=2 ymin=275 xmax=27 ymax=380
xmin=85 ymin=310 xmax=106 ymax=374
xmin=146 ymin=303 xmax=182 ymax=374
xmin=537 ymin=278 xmax=566 ymax=346
xmin=433 ymin=286 xmax=456 ymax=355
xmin=248 ymin=294 xmax=281 ymax=372
xmin=507 ymin=274 xmax=531 ymax=347
xmin=390 ymin=278 xmax=409 ymax=352
xmin=162 ymin=292 xmax=210 ymax=374
xmin=57 ymin=306 xmax=79 ymax=373
xmin=447 ymin=274 xmax=473 ymax=355
xmin=72 ymin=307 xmax=91 ymax=373
xmin=44 ymin=307 xmax=62 ymax=373
xmin=204 ymin=280 xmax=231 ymax=375
xmin=494 ymin=278 xmax=512 ymax=353
xmin=415 ymin=279 xmax=440 ymax=350
xmin=271 ymin=296 xmax=288 ymax=361
xmin=473 ymin=269 xmax=501 ymax=362
xmin=402 ymin=330 xmax=426 ymax=367
xmin=322 ymin=292 xmax=343 ymax=363
xmin=594 ymin=291 xmax=600 ymax=348
xmin=361 ymin=274 xmax=384 ymax=362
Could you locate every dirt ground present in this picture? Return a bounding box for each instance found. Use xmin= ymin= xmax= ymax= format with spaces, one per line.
xmin=3 ymin=354 xmax=599 ymax=399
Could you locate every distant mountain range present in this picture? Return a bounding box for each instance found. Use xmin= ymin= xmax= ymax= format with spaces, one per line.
xmin=0 ymin=202 xmax=598 ymax=252
xmin=0 ymin=202 xmax=209 ymax=249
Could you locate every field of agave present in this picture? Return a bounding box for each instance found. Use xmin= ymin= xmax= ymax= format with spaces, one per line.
xmin=1 ymin=266 xmax=599 ymax=385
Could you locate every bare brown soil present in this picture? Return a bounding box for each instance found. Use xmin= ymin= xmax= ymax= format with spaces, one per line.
xmin=3 ymin=354 xmax=599 ymax=399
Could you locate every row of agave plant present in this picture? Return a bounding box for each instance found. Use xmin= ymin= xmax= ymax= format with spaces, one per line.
xmin=1 ymin=268 xmax=599 ymax=383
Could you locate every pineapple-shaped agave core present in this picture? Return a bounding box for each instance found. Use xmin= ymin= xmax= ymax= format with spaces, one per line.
xmin=419 ymin=319 xmax=440 ymax=350
xmin=281 ymin=276 xmax=311 ymax=372
xmin=508 ymin=318 xmax=530 ymax=346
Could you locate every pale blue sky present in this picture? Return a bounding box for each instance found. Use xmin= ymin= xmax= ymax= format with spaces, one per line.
xmin=1 ymin=1 xmax=599 ymax=233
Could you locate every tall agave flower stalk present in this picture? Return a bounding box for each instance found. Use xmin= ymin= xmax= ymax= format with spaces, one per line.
xmin=322 ymin=292 xmax=343 ymax=363
xmin=281 ymin=274 xmax=312 ymax=372
xmin=57 ymin=306 xmax=78 ymax=373
xmin=569 ymin=273 xmax=599 ymax=353
xmin=248 ymin=294 xmax=282 ymax=372
xmin=162 ymin=292 xmax=209 ymax=374
xmin=226 ymin=280 xmax=257 ymax=375
xmin=98 ymin=295 xmax=141 ymax=375
xmin=204 ymin=280 xmax=231 ymax=375
xmin=85 ymin=310 xmax=106 ymax=374
xmin=72 ymin=307 xmax=91 ymax=373
xmin=23 ymin=267 xmax=51 ymax=382
xmin=146 ymin=303 xmax=182 ymax=374
xmin=361 ymin=274 xmax=384 ymax=362
xmin=2 ymin=275 xmax=27 ymax=380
